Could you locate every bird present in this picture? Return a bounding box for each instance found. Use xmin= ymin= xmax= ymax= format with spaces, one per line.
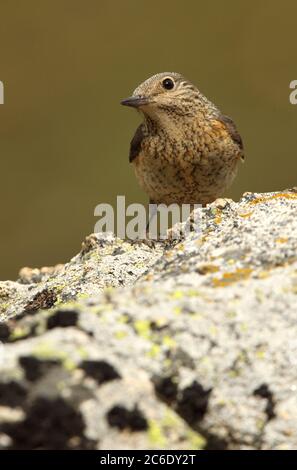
xmin=121 ymin=72 xmax=244 ymax=209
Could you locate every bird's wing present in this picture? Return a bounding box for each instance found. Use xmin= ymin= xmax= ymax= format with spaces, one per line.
xmin=213 ymin=114 xmax=245 ymax=161
xmin=129 ymin=124 xmax=145 ymax=163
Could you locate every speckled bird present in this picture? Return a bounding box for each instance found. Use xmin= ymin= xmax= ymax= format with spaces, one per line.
xmin=121 ymin=72 xmax=244 ymax=206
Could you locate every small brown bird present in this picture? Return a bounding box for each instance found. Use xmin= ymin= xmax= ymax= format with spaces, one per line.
xmin=121 ymin=72 xmax=244 ymax=206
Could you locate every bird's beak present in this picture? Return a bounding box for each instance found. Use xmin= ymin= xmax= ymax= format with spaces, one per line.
xmin=121 ymin=95 xmax=150 ymax=108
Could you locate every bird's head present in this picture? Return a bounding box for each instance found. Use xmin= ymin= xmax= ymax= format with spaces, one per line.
xmin=121 ymin=72 xmax=210 ymax=123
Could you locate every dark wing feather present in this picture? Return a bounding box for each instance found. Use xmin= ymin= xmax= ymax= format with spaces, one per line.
xmin=129 ymin=124 xmax=145 ymax=163
xmin=217 ymin=114 xmax=244 ymax=160
xmin=218 ymin=114 xmax=243 ymax=149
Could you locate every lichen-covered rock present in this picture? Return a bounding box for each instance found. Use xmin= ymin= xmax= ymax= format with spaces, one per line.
xmin=0 ymin=233 xmax=164 ymax=319
xmin=0 ymin=190 xmax=297 ymax=449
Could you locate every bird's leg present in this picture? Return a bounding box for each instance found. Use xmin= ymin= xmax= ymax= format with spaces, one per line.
xmin=146 ymin=199 xmax=157 ymax=234
xmin=130 ymin=200 xmax=157 ymax=248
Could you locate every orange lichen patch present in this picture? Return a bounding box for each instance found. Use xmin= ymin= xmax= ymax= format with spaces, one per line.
xmin=197 ymin=264 xmax=219 ymax=275
xmin=249 ymin=193 xmax=297 ymax=205
xmin=276 ymin=237 xmax=288 ymax=244
xmin=212 ymin=268 xmax=252 ymax=287
xmin=211 ymin=208 xmax=222 ymax=224
xmin=196 ymin=236 xmax=208 ymax=246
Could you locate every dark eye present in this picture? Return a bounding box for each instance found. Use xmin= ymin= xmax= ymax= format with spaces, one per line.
xmin=162 ymin=77 xmax=175 ymax=90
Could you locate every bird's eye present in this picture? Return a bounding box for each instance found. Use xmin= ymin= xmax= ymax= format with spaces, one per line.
xmin=162 ymin=77 xmax=175 ymax=90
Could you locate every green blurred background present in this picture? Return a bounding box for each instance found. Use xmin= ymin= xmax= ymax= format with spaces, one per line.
xmin=0 ymin=0 xmax=296 ymax=280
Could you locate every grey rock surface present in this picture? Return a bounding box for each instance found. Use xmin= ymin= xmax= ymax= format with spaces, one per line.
xmin=0 ymin=190 xmax=297 ymax=449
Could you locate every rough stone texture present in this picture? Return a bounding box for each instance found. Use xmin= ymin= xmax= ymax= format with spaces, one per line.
xmin=0 ymin=233 xmax=164 ymax=319
xmin=0 ymin=190 xmax=297 ymax=449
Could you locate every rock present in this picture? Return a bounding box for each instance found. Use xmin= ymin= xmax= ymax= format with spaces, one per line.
xmin=0 ymin=190 xmax=297 ymax=449
xmin=0 ymin=233 xmax=164 ymax=319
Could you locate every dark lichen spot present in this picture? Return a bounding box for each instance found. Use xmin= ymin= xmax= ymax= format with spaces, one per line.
xmin=176 ymin=381 xmax=212 ymax=425
xmin=2 ymin=397 xmax=95 ymax=449
xmin=80 ymin=360 xmax=120 ymax=385
xmin=0 ymin=322 xmax=10 ymax=342
xmin=47 ymin=310 xmax=78 ymax=329
xmin=107 ymin=405 xmax=148 ymax=431
xmin=19 ymin=356 xmax=60 ymax=382
xmin=204 ymin=434 xmax=228 ymax=450
xmin=112 ymin=247 xmax=125 ymax=256
xmin=153 ymin=375 xmax=178 ymax=403
xmin=0 ymin=381 xmax=27 ymax=407
xmin=253 ymin=383 xmax=276 ymax=420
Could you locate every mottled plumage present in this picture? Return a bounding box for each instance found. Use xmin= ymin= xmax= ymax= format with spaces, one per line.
xmin=121 ymin=72 xmax=244 ymax=206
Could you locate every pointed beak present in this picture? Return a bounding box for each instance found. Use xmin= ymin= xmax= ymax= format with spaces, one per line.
xmin=121 ymin=95 xmax=150 ymax=108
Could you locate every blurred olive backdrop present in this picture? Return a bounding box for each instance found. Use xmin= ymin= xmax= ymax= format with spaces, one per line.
xmin=0 ymin=0 xmax=296 ymax=280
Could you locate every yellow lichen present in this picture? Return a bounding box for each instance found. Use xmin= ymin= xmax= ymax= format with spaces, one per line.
xmin=211 ymin=208 xmax=223 ymax=224
xmin=118 ymin=314 xmax=130 ymax=324
xmin=209 ymin=325 xmax=218 ymax=336
xmin=255 ymin=350 xmax=266 ymax=359
xmin=228 ymin=369 xmax=240 ymax=378
xmin=114 ymin=330 xmax=128 ymax=339
xmin=134 ymin=319 xmax=151 ymax=339
xmin=10 ymin=326 xmax=30 ymax=340
xmin=238 ymin=211 xmax=254 ymax=218
xmin=77 ymin=346 xmax=89 ymax=359
xmin=170 ymin=290 xmax=184 ymax=300
xmin=151 ymin=410 xmax=206 ymax=450
xmin=187 ymin=429 xmax=206 ymax=450
xmin=32 ymin=342 xmax=76 ymax=371
xmin=63 ymin=358 xmax=76 ymax=371
xmin=257 ymin=271 xmax=269 ymax=279
xmin=162 ymin=358 xmax=172 ymax=369
xmin=226 ymin=311 xmax=237 ymax=318
xmin=240 ymin=323 xmax=248 ymax=332
xmin=186 ymin=289 xmax=202 ymax=297
xmin=154 ymin=317 xmax=168 ymax=328
xmin=162 ymin=336 xmax=176 ymax=349
xmin=147 ymin=344 xmax=161 ymax=358
xmin=148 ymin=420 xmax=167 ymax=447
xmin=173 ymin=307 xmax=182 ymax=315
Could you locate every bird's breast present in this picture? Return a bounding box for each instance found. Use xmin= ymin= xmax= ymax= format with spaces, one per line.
xmin=133 ymin=130 xmax=240 ymax=205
